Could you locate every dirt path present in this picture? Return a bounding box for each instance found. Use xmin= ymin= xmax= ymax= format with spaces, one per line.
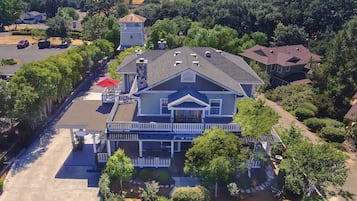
xmin=258 ymin=94 xmax=357 ymax=201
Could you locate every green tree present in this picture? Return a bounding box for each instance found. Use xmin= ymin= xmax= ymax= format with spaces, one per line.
xmin=311 ymin=17 xmax=357 ymax=119
xmin=234 ymin=98 xmax=279 ymax=140
xmin=85 ymin=0 xmax=123 ymax=17
xmin=58 ymin=7 xmax=80 ymax=20
xmin=0 ymin=80 xmax=12 ymax=116
xmin=273 ymin=23 xmax=307 ymax=46
xmin=82 ymin=14 xmax=108 ymax=41
xmin=105 ymin=149 xmax=134 ymax=194
xmin=0 ymin=0 xmax=24 ymax=30
xmin=280 ymin=142 xmax=348 ymax=198
xmin=184 ymin=127 xmax=247 ymax=197
xmin=46 ymin=13 xmax=71 ymax=38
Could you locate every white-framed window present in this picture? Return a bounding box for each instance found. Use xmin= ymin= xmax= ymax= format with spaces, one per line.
xmin=160 ymin=98 xmax=170 ymax=114
xmin=277 ymin=66 xmax=282 ymax=73
xmin=286 ymin=66 xmax=290 ymax=72
xmin=209 ymin=99 xmax=221 ymax=115
xmin=271 ymin=65 xmax=276 ymax=71
xmin=181 ymin=71 xmax=196 ymax=83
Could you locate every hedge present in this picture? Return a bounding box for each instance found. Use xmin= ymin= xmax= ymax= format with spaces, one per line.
xmin=172 ymin=186 xmax=210 ymax=201
xmin=295 ymin=107 xmax=315 ymax=121
xmin=320 ymin=127 xmax=346 ymax=143
xmin=153 ymin=169 xmax=171 ymax=184
xmin=304 ymin=118 xmax=326 ymax=132
xmin=299 ymin=102 xmax=318 ymax=114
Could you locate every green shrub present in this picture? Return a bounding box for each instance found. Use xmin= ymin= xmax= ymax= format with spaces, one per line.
xmin=295 ymin=107 xmax=315 ymax=121
xmin=172 ymin=186 xmax=210 ymax=201
xmin=322 ymin=118 xmax=344 ymax=128
xmin=330 ymin=142 xmax=347 ymax=152
xmin=139 ymin=169 xmax=152 ymax=181
xmin=320 ymin=127 xmax=346 ymax=143
xmin=1 ymin=58 xmax=17 ymax=65
xmin=304 ymin=118 xmax=326 ymax=132
xmin=154 ymin=169 xmax=170 ymax=184
xmin=271 ymin=143 xmax=285 ymax=156
xmin=0 ymin=178 xmax=3 ymax=192
xmin=69 ymin=31 xmax=82 ymax=39
xmin=12 ymin=31 xmax=32 ymax=35
xmin=299 ymin=102 xmax=318 ymax=114
xmin=158 ymin=196 xmax=171 ymax=201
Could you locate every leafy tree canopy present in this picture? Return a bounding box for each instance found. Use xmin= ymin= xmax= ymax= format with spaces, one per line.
xmin=0 ymin=0 xmax=24 ymax=29
xmin=234 ymin=98 xmax=280 ymax=139
xmin=280 ymin=141 xmax=348 ymax=197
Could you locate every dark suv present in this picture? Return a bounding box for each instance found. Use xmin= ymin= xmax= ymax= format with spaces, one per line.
xmin=38 ymin=39 xmax=50 ymax=49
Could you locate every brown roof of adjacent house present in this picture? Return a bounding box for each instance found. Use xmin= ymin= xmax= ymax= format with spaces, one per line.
xmin=240 ymin=45 xmax=322 ymax=67
xmin=345 ymin=102 xmax=357 ymax=121
xmin=119 ymin=13 xmax=146 ymax=23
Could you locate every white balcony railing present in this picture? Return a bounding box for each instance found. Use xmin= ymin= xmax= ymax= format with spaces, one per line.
xmin=107 ymin=122 xmax=241 ymax=133
xmin=132 ymin=157 xmax=171 ymax=168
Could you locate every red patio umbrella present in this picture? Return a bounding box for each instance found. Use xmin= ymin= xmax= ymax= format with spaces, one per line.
xmin=96 ymin=78 xmax=119 ymax=88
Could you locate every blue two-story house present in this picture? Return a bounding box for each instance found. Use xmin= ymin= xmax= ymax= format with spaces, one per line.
xmin=97 ymin=47 xmax=264 ymax=168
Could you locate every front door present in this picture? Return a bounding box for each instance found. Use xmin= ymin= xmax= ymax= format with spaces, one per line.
xmin=174 ymin=110 xmax=201 ymax=123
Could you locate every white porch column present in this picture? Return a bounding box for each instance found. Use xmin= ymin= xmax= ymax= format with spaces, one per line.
xmin=266 ymin=141 xmax=271 ymax=156
xmin=92 ymin=133 xmax=97 ymax=153
xmin=170 ymin=110 xmax=174 ymax=123
xmin=107 ymin=140 xmax=112 ymax=156
xmin=170 ymin=141 xmax=174 ymax=158
xmin=201 ymin=110 xmax=205 ymax=123
xmin=139 ymin=140 xmax=143 ymax=157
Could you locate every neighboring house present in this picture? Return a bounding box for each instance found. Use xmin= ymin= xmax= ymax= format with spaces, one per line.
xmin=20 ymin=11 xmax=46 ymax=24
xmin=118 ymin=13 xmax=146 ymax=51
xmin=93 ymin=47 xmax=281 ymax=168
xmin=344 ymin=93 xmax=357 ymax=127
xmin=240 ymin=45 xmax=321 ymax=86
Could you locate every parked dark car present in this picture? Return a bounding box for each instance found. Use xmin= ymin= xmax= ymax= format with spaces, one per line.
xmin=17 ymin=40 xmax=29 ymax=49
xmin=38 ymin=39 xmax=50 ymax=49
xmin=59 ymin=40 xmax=69 ymax=48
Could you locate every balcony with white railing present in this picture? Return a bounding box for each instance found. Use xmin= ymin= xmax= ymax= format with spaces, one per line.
xmin=132 ymin=157 xmax=171 ymax=168
xmin=107 ymin=121 xmax=241 ymax=134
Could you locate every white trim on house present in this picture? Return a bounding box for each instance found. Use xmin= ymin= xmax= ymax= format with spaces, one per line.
xmin=167 ymin=94 xmax=210 ymax=109
xmin=277 ymin=66 xmax=282 ymax=73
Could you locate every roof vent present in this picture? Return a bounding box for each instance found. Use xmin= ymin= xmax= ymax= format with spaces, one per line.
xmin=174 ymin=51 xmax=181 ymax=56
xmin=139 ymin=58 xmax=145 ymax=62
xmin=174 ymin=61 xmax=182 ymax=66
xmin=190 ymin=53 xmax=198 ymax=58
xmin=205 ymin=51 xmax=211 ymax=58
xmin=135 ymin=49 xmax=142 ymax=56
xmin=296 ymin=47 xmax=300 ymax=51
xmin=215 ymin=49 xmax=223 ymax=54
xmin=270 ymin=50 xmax=274 ymax=53
xmin=192 ymin=61 xmax=200 ymax=66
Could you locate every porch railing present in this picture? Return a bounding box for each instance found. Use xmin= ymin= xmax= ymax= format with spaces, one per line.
xmin=97 ymin=152 xmax=108 ymax=163
xmin=132 ymin=157 xmax=171 ymax=168
xmin=107 ymin=122 xmax=241 ymax=133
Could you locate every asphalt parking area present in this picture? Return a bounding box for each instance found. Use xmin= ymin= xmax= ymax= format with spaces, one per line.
xmin=0 ymin=44 xmax=71 ymax=75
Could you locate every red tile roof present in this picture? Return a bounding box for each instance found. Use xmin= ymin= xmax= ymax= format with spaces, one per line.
xmin=119 ymin=13 xmax=146 ymax=23
xmin=240 ymin=45 xmax=322 ymax=67
xmin=345 ymin=102 xmax=357 ymax=121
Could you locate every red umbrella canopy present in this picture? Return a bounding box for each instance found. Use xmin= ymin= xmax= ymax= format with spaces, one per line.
xmin=96 ymin=78 xmax=119 ymax=87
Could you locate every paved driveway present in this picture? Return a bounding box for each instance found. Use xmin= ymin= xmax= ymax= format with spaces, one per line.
xmin=0 ymin=128 xmax=100 ymax=201
xmin=0 ymin=44 xmax=70 ymax=74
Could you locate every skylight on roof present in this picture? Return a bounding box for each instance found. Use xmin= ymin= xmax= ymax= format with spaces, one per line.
xmin=254 ymin=49 xmax=267 ymax=56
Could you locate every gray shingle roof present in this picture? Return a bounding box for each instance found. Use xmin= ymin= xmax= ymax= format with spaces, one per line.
xmin=117 ymin=47 xmax=263 ymax=95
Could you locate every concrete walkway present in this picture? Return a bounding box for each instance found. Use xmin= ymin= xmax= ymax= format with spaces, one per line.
xmin=0 ymin=129 xmax=100 ymax=201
